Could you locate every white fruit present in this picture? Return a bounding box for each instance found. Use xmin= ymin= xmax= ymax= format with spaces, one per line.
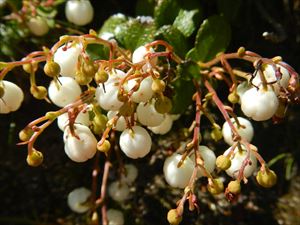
xmin=65 ymin=0 xmax=94 ymax=26
xmin=222 ymin=117 xmax=254 ymax=145
xmin=148 ymin=114 xmax=173 ymax=135
xmin=27 ymin=17 xmax=49 ymax=36
xmin=241 ymin=87 xmax=279 ymax=121
xmin=236 ymin=81 xmax=250 ymax=100
xmin=67 ymin=187 xmax=91 ymax=213
xmin=95 ymin=70 xmax=126 ymax=111
xmin=121 ymin=164 xmax=138 ymax=184
xmin=136 ymin=101 xmax=164 ymax=127
xmin=64 ymin=124 xmax=97 ymax=162
xmin=127 ymin=76 xmax=154 ymax=103
xmin=132 ymin=46 xmax=157 ymax=71
xmin=163 ymin=153 xmax=194 ymax=188
xmin=48 ymin=77 xmax=82 ymax=107
xmin=225 ymin=145 xmax=257 ymax=178
xmin=0 ymin=80 xmax=24 ymax=114
xmin=53 ymin=44 xmax=82 ymax=77
xmin=57 ymin=111 xmax=90 ymax=131
xmin=107 ymin=209 xmax=124 ymax=225
xmin=108 ymin=181 xmax=130 ymax=202
xmin=107 ymin=111 xmax=127 ymax=131
xmin=119 ymin=126 xmax=152 ymax=159
xmin=189 ymin=146 xmax=216 ymax=178
xmin=251 ymin=64 xmax=290 ymax=94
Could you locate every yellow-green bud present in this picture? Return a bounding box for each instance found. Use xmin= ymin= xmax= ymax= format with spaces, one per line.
xmin=19 ymin=127 xmax=34 ymax=142
xmin=82 ymin=61 xmax=97 ymax=78
xmin=154 ymin=96 xmax=172 ymax=114
xmin=95 ymin=70 xmax=109 ymax=84
xmin=44 ymin=61 xmax=61 ymax=77
xmin=256 ymin=168 xmax=277 ymax=188
xmin=22 ymin=63 xmax=32 ymax=73
xmin=167 ymin=209 xmax=182 ymax=225
xmin=75 ymin=70 xmax=93 ymax=85
xmin=151 ymin=79 xmax=166 ymax=93
xmin=92 ymin=114 xmax=108 ymax=135
xmin=227 ymin=180 xmax=241 ymax=194
xmin=211 ymin=128 xmax=223 ymax=142
xmin=207 ymin=178 xmax=224 ymax=195
xmin=27 ymin=149 xmax=43 ymax=167
xmin=30 ymin=86 xmax=47 ymax=100
xmin=228 ymin=92 xmax=239 ymax=104
xmin=45 ymin=111 xmax=59 ymax=121
xmin=237 ymin=47 xmax=245 ymax=57
xmin=117 ymin=91 xmax=128 ymax=102
xmin=216 ymin=155 xmax=231 ymax=170
xmin=97 ymin=140 xmax=111 ymax=153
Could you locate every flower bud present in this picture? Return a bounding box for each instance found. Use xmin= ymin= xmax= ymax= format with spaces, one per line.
xmin=22 ymin=63 xmax=33 ymax=73
xmin=155 ymin=96 xmax=172 ymax=114
xmin=44 ymin=61 xmax=61 ymax=77
xmin=91 ymin=114 xmax=107 ymax=135
xmin=97 ymin=140 xmax=111 ymax=153
xmin=256 ymin=168 xmax=277 ymax=188
xmin=210 ymin=128 xmax=223 ymax=142
xmin=151 ymin=79 xmax=166 ymax=93
xmin=19 ymin=127 xmax=33 ymax=142
xmin=167 ymin=209 xmax=182 ymax=225
xmin=227 ymin=180 xmax=241 ymax=194
xmin=75 ymin=70 xmax=93 ymax=85
xmin=228 ymin=92 xmax=239 ymax=104
xmin=95 ymin=70 xmax=109 ymax=84
xmin=82 ymin=61 xmax=97 ymax=78
xmin=207 ymin=178 xmax=224 ymax=195
xmin=27 ymin=149 xmax=43 ymax=167
xmin=216 ymin=155 xmax=231 ymax=170
xmin=30 ymin=86 xmax=47 ymax=99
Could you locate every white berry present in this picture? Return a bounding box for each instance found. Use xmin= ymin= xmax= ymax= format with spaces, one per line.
xmin=241 ymin=87 xmax=279 ymax=121
xmin=222 ymin=117 xmax=254 ymax=145
xmin=148 ymin=114 xmax=173 ymax=135
xmin=27 ymin=17 xmax=49 ymax=36
xmin=136 ymin=101 xmax=164 ymax=127
xmin=132 ymin=46 xmax=157 ymax=71
xmin=65 ymin=0 xmax=94 ymax=26
xmin=67 ymin=187 xmax=91 ymax=213
xmin=64 ymin=124 xmax=97 ymax=162
xmin=0 ymin=80 xmax=24 ymax=114
xmin=108 ymin=181 xmax=130 ymax=202
xmin=225 ymin=145 xmax=257 ymax=178
xmin=119 ymin=126 xmax=152 ymax=159
xmin=107 ymin=209 xmax=124 ymax=225
xmin=48 ymin=77 xmax=82 ymax=107
xmin=189 ymin=146 xmax=216 ymax=178
xmin=127 ymin=76 xmax=154 ymax=103
xmin=53 ymin=44 xmax=82 ymax=77
xmin=57 ymin=110 xmax=90 ymax=131
xmin=163 ymin=153 xmax=194 ymax=188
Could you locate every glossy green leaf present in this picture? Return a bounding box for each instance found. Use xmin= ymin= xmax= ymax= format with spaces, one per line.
xmin=99 ymin=14 xmax=128 ymax=35
xmin=86 ymin=44 xmax=109 ymax=61
xmin=173 ymin=9 xmax=202 ymax=37
xmin=115 ymin=17 xmax=156 ymax=51
xmin=154 ymin=0 xmax=180 ymax=27
xmin=155 ymin=25 xmax=188 ymax=58
xmin=171 ymin=79 xmax=195 ymax=114
xmin=187 ymin=15 xmax=231 ymax=62
xmin=176 ymin=60 xmax=201 ymax=80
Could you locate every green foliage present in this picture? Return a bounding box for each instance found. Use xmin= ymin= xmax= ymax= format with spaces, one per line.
xmin=99 ymin=14 xmax=128 ymax=35
xmin=154 ymin=0 xmax=181 ymax=27
xmin=186 ymin=15 xmax=231 ymax=62
xmin=173 ymin=9 xmax=202 ymax=37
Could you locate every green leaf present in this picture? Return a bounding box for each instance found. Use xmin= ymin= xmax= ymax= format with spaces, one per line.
xmin=115 ymin=17 xmax=156 ymax=51
xmin=135 ymin=0 xmax=156 ymax=16
xmin=155 ymin=25 xmax=188 ymax=58
xmin=171 ymin=79 xmax=195 ymax=114
xmin=154 ymin=0 xmax=181 ymax=27
xmin=86 ymin=44 xmax=109 ymax=61
xmin=36 ymin=6 xmax=57 ymax=18
xmin=173 ymin=9 xmax=202 ymax=37
xmin=187 ymin=15 xmax=231 ymax=62
xmin=99 ymin=14 xmax=128 ymax=35
xmin=176 ymin=60 xmax=201 ymax=80
xmin=217 ymin=0 xmax=241 ymax=22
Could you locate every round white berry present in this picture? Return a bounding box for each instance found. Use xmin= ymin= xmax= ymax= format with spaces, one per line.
xmin=224 ymin=145 xmax=257 ymax=178
xmin=27 ymin=17 xmax=49 ymax=36
xmin=163 ymin=153 xmax=194 ymax=188
xmin=65 ymin=0 xmax=94 ymax=26
xmin=107 ymin=209 xmax=124 ymax=225
xmin=107 ymin=111 xmax=127 ymax=131
xmin=53 ymin=44 xmax=82 ymax=77
xmin=132 ymin=46 xmax=157 ymax=71
xmin=119 ymin=126 xmax=152 ymax=159
xmin=136 ymin=101 xmax=164 ymax=127
xmin=148 ymin=114 xmax=173 ymax=135
xmin=67 ymin=187 xmax=91 ymax=213
xmin=127 ymin=76 xmax=154 ymax=103
xmin=0 ymin=80 xmax=24 ymax=114
xmin=48 ymin=77 xmax=82 ymax=107
xmin=236 ymin=81 xmax=250 ymax=101
xmin=241 ymin=87 xmax=279 ymax=121
xmin=57 ymin=111 xmax=90 ymax=131
xmin=222 ymin=117 xmax=254 ymax=145
xmin=108 ymin=181 xmax=130 ymax=202
xmin=121 ymin=164 xmax=138 ymax=184
xmin=189 ymin=146 xmax=216 ymax=178
xmin=64 ymin=124 xmax=97 ymax=162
